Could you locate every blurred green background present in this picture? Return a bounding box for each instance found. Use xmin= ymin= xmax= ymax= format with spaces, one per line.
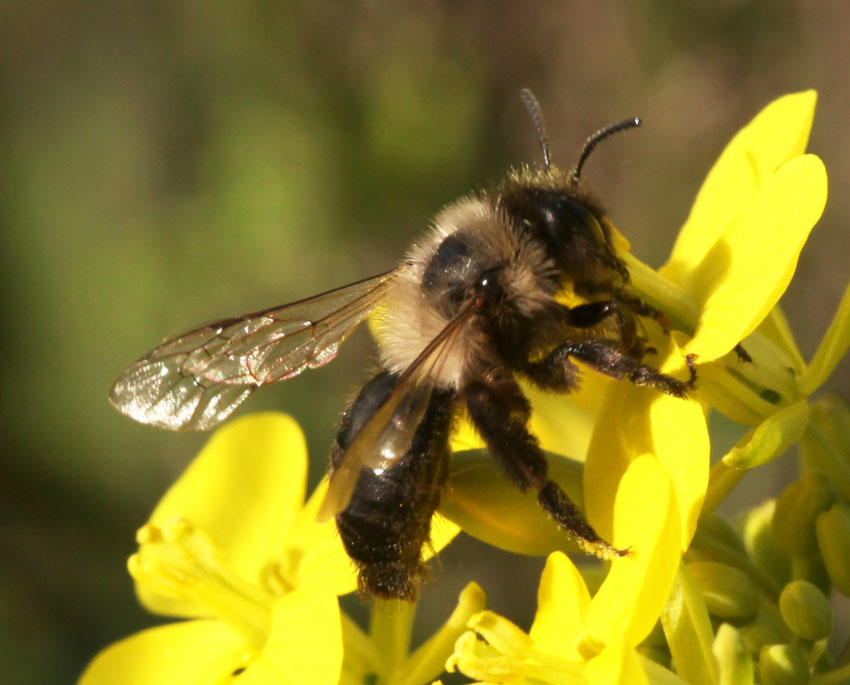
xmin=2 ymin=2 xmax=849 ymax=682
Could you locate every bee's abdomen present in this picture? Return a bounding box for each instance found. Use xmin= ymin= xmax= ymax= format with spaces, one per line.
xmin=331 ymin=372 xmax=455 ymax=600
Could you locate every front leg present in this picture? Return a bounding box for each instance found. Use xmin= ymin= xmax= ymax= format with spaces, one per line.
xmin=612 ymin=289 xmax=670 ymax=331
xmin=577 ymin=280 xmax=670 ymax=330
xmin=523 ymin=339 xmax=697 ymax=397
xmin=463 ymin=378 xmax=626 ymax=560
xmin=559 ymin=297 xmax=654 ymax=359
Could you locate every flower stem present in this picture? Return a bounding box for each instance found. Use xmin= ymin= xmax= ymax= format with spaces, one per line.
xmin=369 ymin=598 xmax=415 ymax=680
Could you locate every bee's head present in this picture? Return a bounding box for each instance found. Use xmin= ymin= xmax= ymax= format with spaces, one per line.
xmin=499 ymin=185 xmax=618 ymax=281
xmin=501 ymin=90 xmax=640 ymax=283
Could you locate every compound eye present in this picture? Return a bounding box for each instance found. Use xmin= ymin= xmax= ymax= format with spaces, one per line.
xmin=545 ymin=197 xmax=606 ymax=247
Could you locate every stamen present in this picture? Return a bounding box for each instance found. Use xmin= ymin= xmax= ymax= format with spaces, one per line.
xmin=130 ymin=517 xmax=273 ymax=648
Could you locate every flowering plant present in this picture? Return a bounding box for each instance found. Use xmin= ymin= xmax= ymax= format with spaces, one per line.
xmin=83 ymin=92 xmax=850 ymax=684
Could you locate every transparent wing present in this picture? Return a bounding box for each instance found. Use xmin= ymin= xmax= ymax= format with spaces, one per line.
xmin=317 ymin=300 xmax=477 ymax=521
xmin=110 ymin=270 xmax=399 ymax=431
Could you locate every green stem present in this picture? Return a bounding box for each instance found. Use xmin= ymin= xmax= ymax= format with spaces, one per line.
xmin=622 ymin=252 xmax=699 ymax=333
xmin=369 ymin=598 xmax=415 ymax=680
xmin=802 ymin=278 xmax=850 ymax=394
xmin=803 ymin=423 xmax=850 ymax=503
xmin=398 ymin=583 xmax=485 ymax=685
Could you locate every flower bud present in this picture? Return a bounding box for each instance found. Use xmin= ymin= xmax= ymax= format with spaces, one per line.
xmin=713 ymin=623 xmax=754 ymax=684
xmin=723 ymin=399 xmax=808 ymax=470
xmin=779 ymin=580 xmax=832 ymax=641
xmin=772 ymin=470 xmax=836 ymax=557
xmin=809 ymin=395 xmax=850 ymax=461
xmin=701 ymin=514 xmax=747 ymax=554
xmin=758 ymin=644 xmax=810 ymax=684
xmin=443 ymin=449 xmax=586 ymax=556
xmin=816 ymin=503 xmax=850 ymax=596
xmin=790 ymin=557 xmax=831 ymax=598
xmin=742 ymin=622 xmax=786 ymax=653
xmin=687 ymin=561 xmax=758 ymax=620
xmin=740 ymin=499 xmax=790 ymax=587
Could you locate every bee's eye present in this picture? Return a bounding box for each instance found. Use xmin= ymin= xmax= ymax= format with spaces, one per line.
xmin=503 ymin=189 xmax=607 ymax=253
xmin=539 ymin=196 xmax=606 ymax=247
xmin=423 ymin=235 xmax=475 ymax=292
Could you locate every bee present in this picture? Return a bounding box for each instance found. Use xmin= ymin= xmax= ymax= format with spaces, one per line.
xmin=110 ymin=90 xmax=696 ymax=601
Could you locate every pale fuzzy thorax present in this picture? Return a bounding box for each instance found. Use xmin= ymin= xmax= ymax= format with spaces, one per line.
xmin=374 ymin=195 xmax=558 ymax=389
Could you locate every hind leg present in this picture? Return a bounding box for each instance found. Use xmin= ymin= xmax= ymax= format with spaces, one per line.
xmin=522 ymin=338 xmax=696 ymax=397
xmin=463 ymin=377 xmax=625 ymax=559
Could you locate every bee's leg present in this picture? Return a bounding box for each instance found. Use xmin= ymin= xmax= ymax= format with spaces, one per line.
xmin=529 ymin=339 xmax=696 ymax=397
xmin=611 ymin=289 xmax=670 ymax=331
xmin=561 ymin=300 xmax=618 ymax=327
xmin=560 ymin=297 xmax=652 ymax=359
xmin=463 ymin=378 xmax=626 ymax=559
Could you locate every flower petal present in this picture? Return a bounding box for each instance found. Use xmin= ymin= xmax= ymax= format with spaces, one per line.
xmin=149 ymin=413 xmax=308 ymax=586
xmin=584 ymin=338 xmax=709 ymax=548
xmin=529 ymin=552 xmax=590 ymax=659
xmin=663 ymin=91 xmax=817 ymax=284
xmin=450 ymin=374 xmax=609 ymax=460
xmin=427 ymin=512 xmax=462 ymax=560
xmin=525 ymin=373 xmax=611 ymax=460
xmin=340 ymin=613 xmax=380 ymax=685
xmin=450 ymin=417 xmax=485 ymax=451
xmin=401 ymin=583 xmax=486 ymax=685
xmin=646 ymin=391 xmax=711 ymax=548
xmin=586 ymin=639 xmax=649 ymax=685
xmin=240 ymin=587 xmax=342 ymax=685
xmin=80 ymin=620 xmax=247 ymax=685
xmin=684 ymin=154 xmax=827 ymax=362
xmin=285 ymin=478 xmax=358 ymax=595
xmin=582 ymin=454 xmax=682 ymax=650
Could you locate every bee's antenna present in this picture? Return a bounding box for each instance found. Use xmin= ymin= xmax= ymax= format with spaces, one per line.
xmin=571 ymin=116 xmax=641 ymax=184
xmin=520 ymin=89 xmax=551 ymax=171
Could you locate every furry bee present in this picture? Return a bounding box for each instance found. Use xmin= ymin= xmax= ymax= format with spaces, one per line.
xmin=110 ymin=90 xmax=695 ymax=601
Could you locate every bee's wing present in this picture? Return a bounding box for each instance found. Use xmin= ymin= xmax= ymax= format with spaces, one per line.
xmin=110 ymin=269 xmax=400 ymax=431
xmin=317 ymin=300 xmax=477 ymax=521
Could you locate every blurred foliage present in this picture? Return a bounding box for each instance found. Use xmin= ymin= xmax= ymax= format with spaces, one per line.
xmin=0 ymin=1 xmax=848 ymax=682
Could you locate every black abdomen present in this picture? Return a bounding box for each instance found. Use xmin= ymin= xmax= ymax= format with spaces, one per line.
xmin=331 ymin=372 xmax=455 ymax=600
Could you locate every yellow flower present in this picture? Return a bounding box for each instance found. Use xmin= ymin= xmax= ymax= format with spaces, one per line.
xmin=81 ymin=583 xmax=342 ymax=684
xmin=586 ymin=90 xmax=827 ymax=538
xmin=340 ymin=584 xmax=486 ymax=685
xmin=447 ymin=92 xmax=833 ymax=684
xmin=82 ymin=412 xmax=464 ymax=683
xmin=448 ymin=454 xmax=680 ymax=684
xmin=81 ymin=413 xmax=353 ymax=684
xmin=662 ymin=91 xmax=825 ymax=363
xmin=446 ymin=92 xmax=828 ymax=569
xmin=625 ymin=90 xmax=827 ymax=425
